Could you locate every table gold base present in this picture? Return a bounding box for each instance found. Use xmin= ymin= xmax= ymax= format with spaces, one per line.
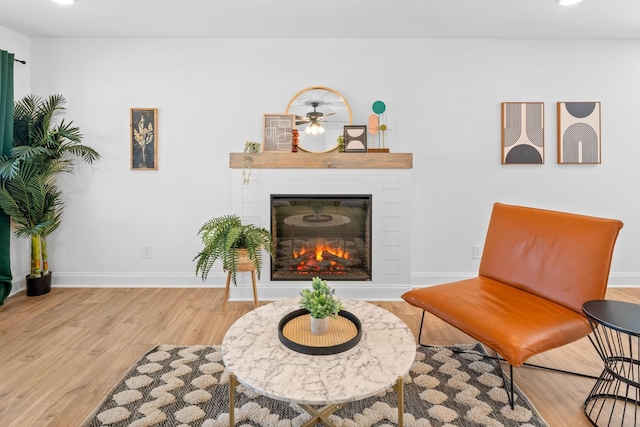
xmin=298 ymin=403 xmax=345 ymax=427
xmin=229 ymin=373 xmax=404 ymax=427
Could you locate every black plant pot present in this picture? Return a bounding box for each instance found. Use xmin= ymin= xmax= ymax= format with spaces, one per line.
xmin=26 ymin=272 xmax=52 ymax=297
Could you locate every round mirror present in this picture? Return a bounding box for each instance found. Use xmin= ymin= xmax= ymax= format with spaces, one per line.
xmin=286 ymin=86 xmax=352 ymax=153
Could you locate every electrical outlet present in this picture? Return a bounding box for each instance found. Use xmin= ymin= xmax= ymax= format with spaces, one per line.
xmin=472 ymin=245 xmax=482 ymax=259
xmin=142 ymin=244 xmax=152 ymax=259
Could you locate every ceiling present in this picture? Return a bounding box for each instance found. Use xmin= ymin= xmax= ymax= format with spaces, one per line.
xmin=0 ymin=0 xmax=639 ymax=39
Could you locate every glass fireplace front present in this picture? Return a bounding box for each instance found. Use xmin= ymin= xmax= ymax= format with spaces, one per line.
xmin=271 ymin=194 xmax=372 ymax=281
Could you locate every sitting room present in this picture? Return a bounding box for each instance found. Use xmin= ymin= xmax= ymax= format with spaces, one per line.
xmin=1 ymin=0 xmax=639 ymax=425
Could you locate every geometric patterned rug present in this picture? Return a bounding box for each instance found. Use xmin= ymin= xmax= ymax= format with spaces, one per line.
xmin=82 ymin=343 xmax=548 ymax=427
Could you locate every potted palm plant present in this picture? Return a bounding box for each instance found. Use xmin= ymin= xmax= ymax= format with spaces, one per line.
xmin=0 ymin=94 xmax=100 ymax=296
xmin=194 ymin=214 xmax=275 ymax=285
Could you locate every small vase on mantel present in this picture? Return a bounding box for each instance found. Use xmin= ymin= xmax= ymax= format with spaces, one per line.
xmin=300 ymin=276 xmax=344 ymax=336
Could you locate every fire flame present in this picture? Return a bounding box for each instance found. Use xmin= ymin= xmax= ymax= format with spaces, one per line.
xmin=289 ymin=239 xmax=352 ymax=275
xmin=293 ymin=241 xmax=349 ymax=261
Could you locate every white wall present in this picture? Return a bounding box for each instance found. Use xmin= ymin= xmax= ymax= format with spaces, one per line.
xmin=0 ymin=26 xmax=31 ymax=295
xmin=0 ymin=26 xmax=30 ymax=97
xmin=10 ymin=36 xmax=640 ymax=296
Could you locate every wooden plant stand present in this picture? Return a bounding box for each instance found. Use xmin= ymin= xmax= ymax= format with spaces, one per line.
xmin=223 ymin=267 xmax=258 ymax=310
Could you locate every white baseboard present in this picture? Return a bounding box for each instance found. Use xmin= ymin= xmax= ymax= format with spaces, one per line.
xmin=6 ymin=271 xmax=637 ymax=301
xmin=7 ymin=276 xmax=25 ymax=298
xmin=35 ymin=271 xmax=414 ymax=301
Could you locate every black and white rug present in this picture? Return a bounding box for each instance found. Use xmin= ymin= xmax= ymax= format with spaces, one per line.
xmin=83 ymin=344 xmax=548 ymax=426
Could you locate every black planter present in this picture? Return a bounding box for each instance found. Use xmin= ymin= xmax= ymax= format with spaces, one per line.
xmin=26 ymin=272 xmax=52 ymax=297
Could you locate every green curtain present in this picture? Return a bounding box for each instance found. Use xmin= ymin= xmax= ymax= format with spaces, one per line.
xmin=0 ymin=50 xmax=14 ymax=305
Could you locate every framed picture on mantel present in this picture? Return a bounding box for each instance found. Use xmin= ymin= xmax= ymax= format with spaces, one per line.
xmin=263 ymin=113 xmax=294 ymax=151
xmin=343 ymin=125 xmax=367 ymax=152
xmin=130 ymin=108 xmax=158 ymax=170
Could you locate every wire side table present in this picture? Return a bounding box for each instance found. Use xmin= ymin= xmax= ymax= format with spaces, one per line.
xmin=583 ymin=300 xmax=640 ymax=426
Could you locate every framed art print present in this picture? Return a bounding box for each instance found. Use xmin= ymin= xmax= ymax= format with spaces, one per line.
xmin=501 ymin=102 xmax=544 ymax=164
xmin=263 ymin=113 xmax=294 ymax=151
xmin=131 ymin=108 xmax=158 ymax=170
xmin=343 ymin=125 xmax=367 ymax=152
xmin=557 ymin=102 xmax=601 ymax=164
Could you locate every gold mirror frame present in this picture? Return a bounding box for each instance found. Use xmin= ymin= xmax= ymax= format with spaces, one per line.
xmin=285 ymin=86 xmax=353 ymax=153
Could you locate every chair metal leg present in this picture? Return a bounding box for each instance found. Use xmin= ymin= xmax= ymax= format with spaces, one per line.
xmin=490 ymin=348 xmax=516 ymax=409
xmin=418 ymin=310 xmax=429 ymax=346
xmin=416 ymin=308 xmax=599 ymax=409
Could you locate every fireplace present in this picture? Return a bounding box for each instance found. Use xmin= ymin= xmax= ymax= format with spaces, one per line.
xmin=271 ymin=194 xmax=372 ymax=281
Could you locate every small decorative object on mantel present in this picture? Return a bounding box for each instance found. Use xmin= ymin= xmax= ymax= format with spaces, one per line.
xmin=291 ymin=128 xmax=299 ymax=153
xmin=337 ymin=134 xmax=345 ymax=152
xmin=263 ymin=113 xmax=295 ymax=151
xmin=242 ymin=140 xmax=261 ymax=185
xmin=343 ymin=125 xmax=368 ymax=153
xmin=368 ymin=100 xmax=390 ymax=153
xmin=299 ymin=276 xmax=344 ymax=335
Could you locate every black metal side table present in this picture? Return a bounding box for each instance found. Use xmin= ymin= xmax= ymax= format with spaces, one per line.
xmin=583 ymin=300 xmax=640 ymax=426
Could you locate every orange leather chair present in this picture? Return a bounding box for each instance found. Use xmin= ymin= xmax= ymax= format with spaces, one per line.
xmin=402 ymin=202 xmax=623 ymax=407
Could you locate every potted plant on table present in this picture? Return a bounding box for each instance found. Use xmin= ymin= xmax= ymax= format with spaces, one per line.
xmin=0 ymin=94 xmax=100 ymax=296
xmin=300 ymin=276 xmax=344 ymax=335
xmin=194 ymin=214 xmax=275 ymax=285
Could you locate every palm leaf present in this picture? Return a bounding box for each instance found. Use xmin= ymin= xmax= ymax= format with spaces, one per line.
xmin=0 ymin=93 xmax=100 ymax=277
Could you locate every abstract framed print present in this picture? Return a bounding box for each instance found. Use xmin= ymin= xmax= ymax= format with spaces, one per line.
xmin=131 ymin=108 xmax=158 ymax=170
xmin=343 ymin=125 xmax=367 ymax=153
xmin=263 ymin=113 xmax=294 ymax=151
xmin=501 ymin=102 xmax=544 ymax=164
xmin=557 ymin=102 xmax=601 ymax=164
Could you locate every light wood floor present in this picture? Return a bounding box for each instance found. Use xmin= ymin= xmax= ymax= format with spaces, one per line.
xmin=0 ymin=287 xmax=638 ymax=426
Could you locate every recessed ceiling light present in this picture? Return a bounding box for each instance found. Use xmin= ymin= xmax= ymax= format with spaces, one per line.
xmin=555 ymin=0 xmax=584 ymax=5
xmin=51 ymin=0 xmax=77 ymax=5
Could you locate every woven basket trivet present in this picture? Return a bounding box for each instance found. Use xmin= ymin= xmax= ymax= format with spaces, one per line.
xmin=282 ymin=314 xmax=357 ymax=347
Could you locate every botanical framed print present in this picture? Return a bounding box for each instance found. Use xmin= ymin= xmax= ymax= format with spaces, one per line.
xmin=263 ymin=113 xmax=294 ymax=151
xmin=130 ymin=108 xmax=158 ymax=170
xmin=501 ymin=102 xmax=544 ymax=164
xmin=557 ymin=102 xmax=601 ymax=164
xmin=343 ymin=125 xmax=367 ymax=152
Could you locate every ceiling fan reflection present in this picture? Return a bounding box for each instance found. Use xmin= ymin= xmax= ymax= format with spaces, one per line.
xmin=296 ymin=102 xmax=332 ymax=135
xmin=295 ymin=101 xmax=347 ymax=136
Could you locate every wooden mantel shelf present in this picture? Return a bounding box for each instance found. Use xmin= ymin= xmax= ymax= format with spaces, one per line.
xmin=229 ymin=152 xmax=413 ymax=169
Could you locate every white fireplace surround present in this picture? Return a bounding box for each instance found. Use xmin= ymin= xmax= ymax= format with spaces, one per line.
xmin=230 ymin=168 xmax=412 ymax=301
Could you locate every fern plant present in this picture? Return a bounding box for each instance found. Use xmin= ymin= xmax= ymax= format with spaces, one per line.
xmin=194 ymin=214 xmax=275 ymax=285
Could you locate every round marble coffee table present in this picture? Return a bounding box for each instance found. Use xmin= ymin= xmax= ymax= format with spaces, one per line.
xmin=222 ymin=297 xmax=416 ymax=427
